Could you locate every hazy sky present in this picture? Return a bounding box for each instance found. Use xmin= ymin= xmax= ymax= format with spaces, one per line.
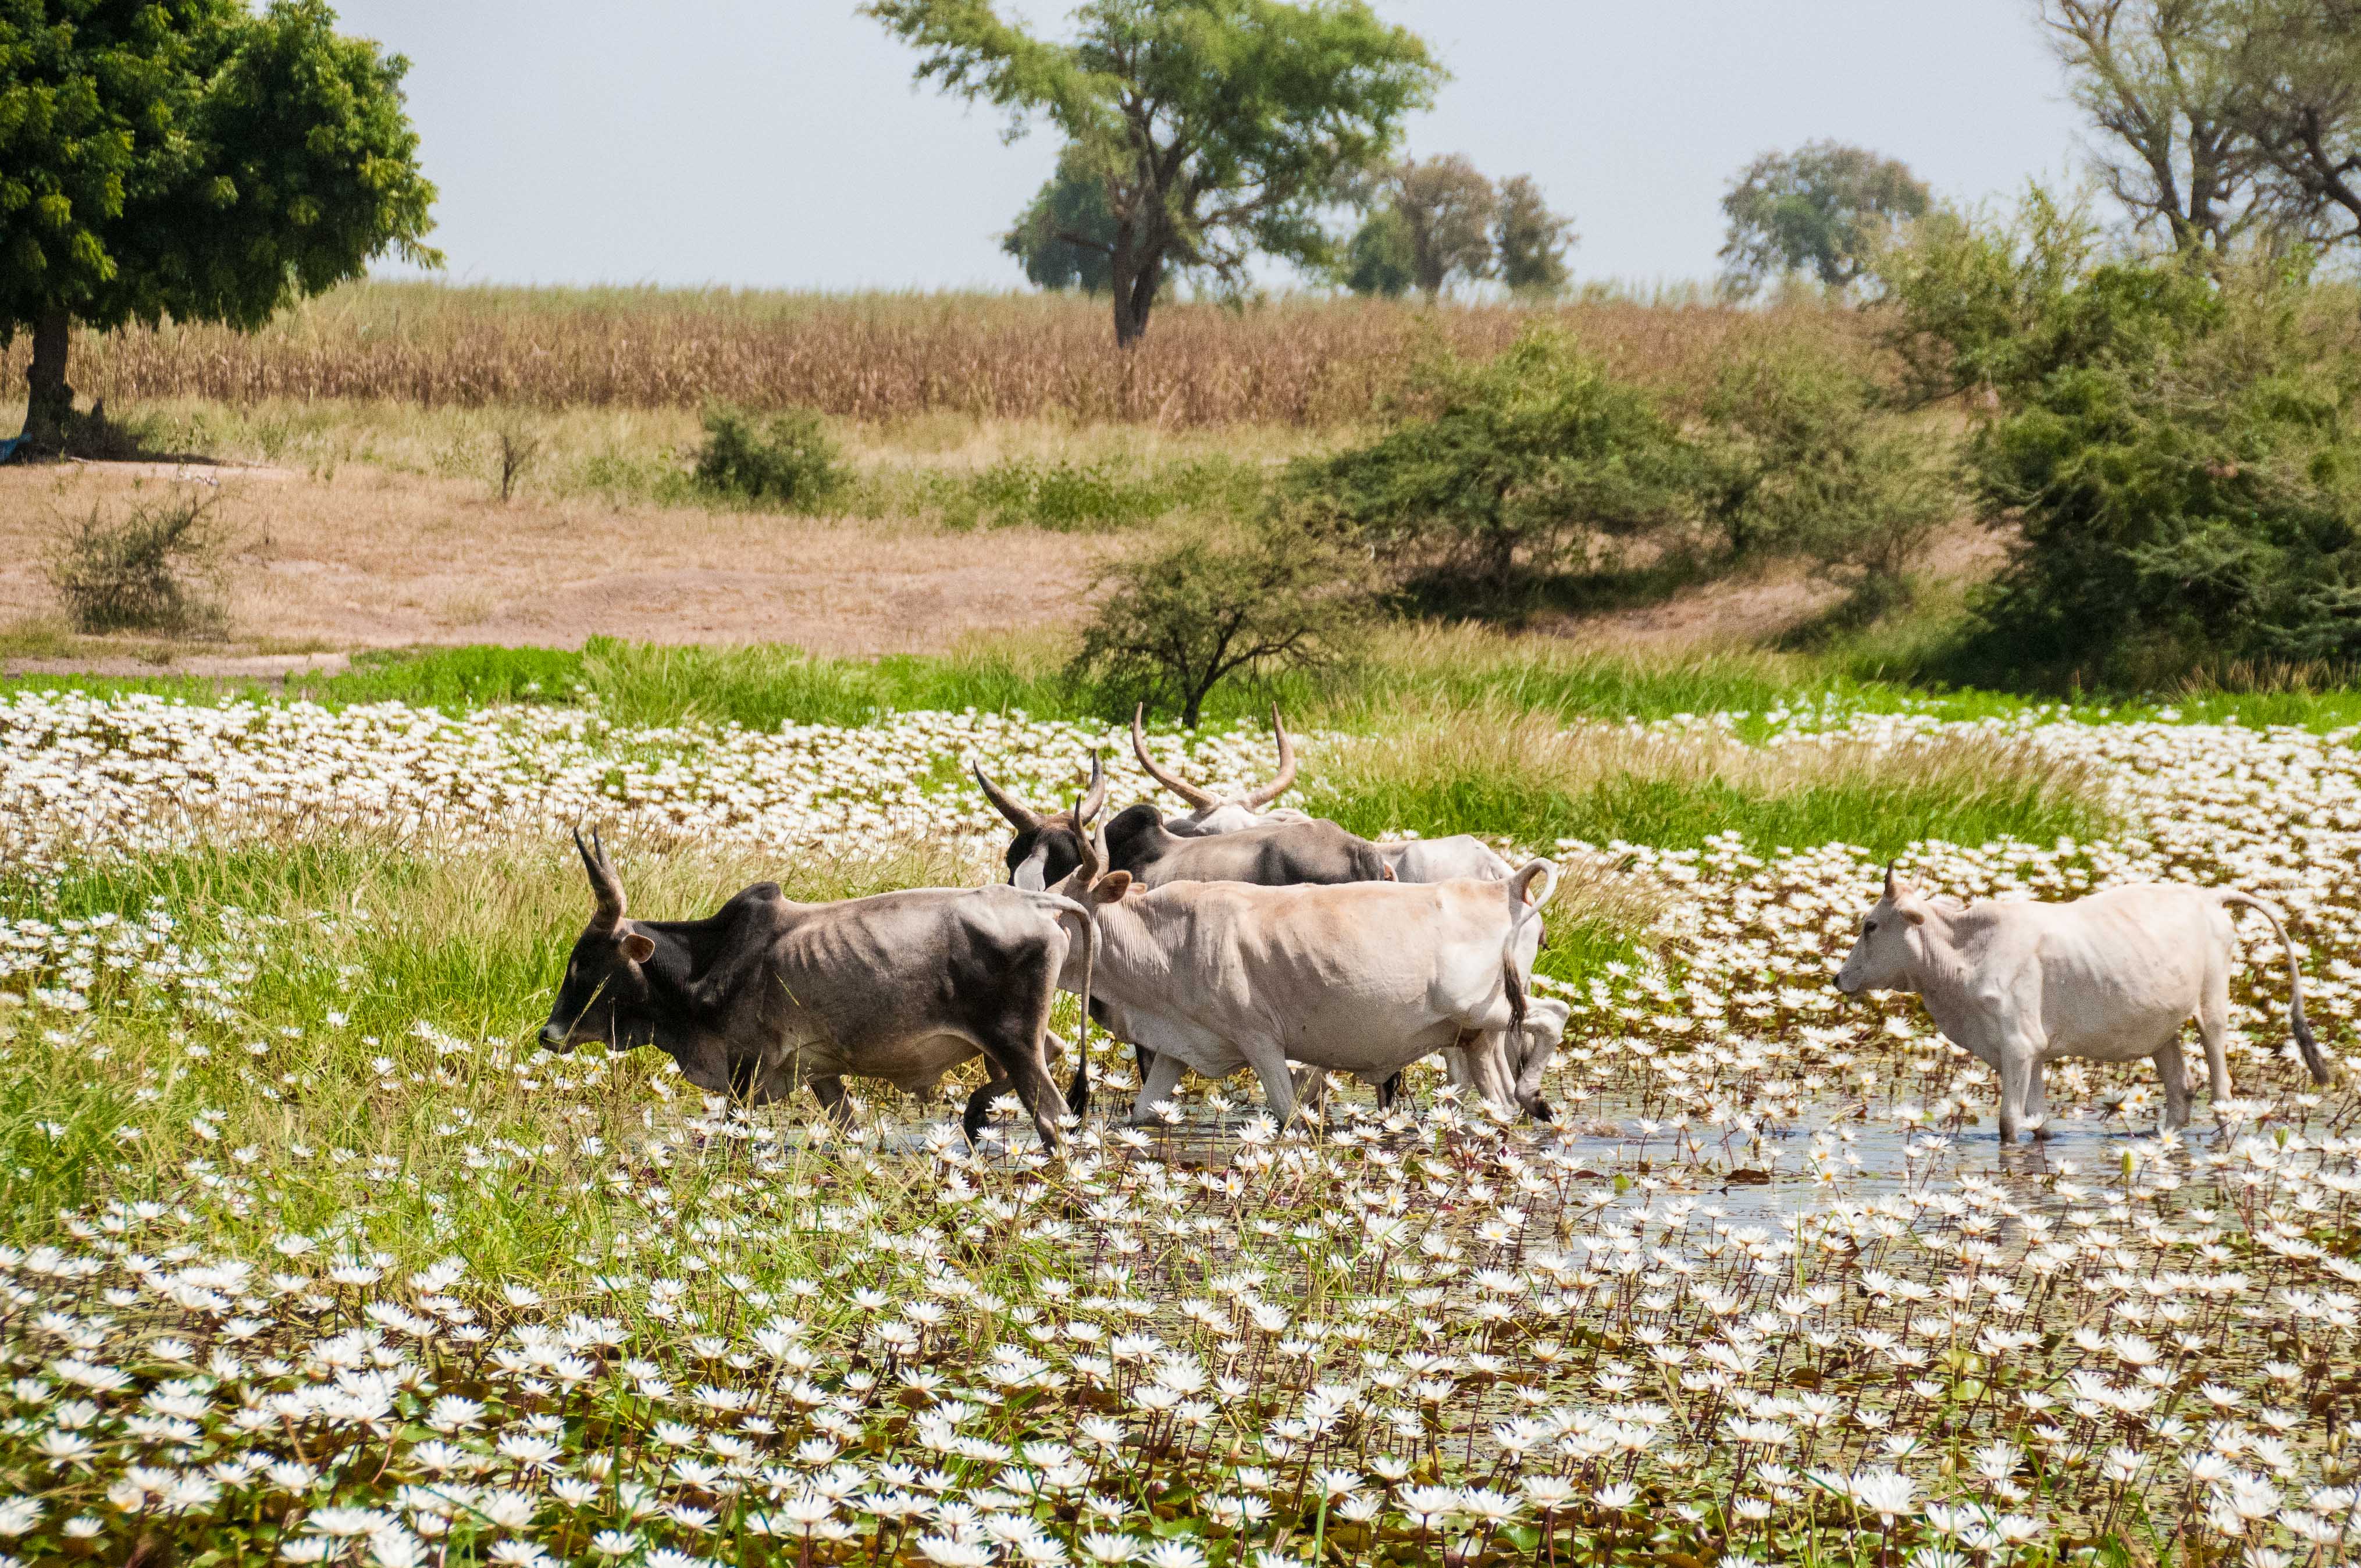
xmin=336 ymin=0 xmax=2088 ymax=293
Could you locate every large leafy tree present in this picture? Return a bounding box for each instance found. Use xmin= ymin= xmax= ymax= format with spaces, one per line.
xmin=2 ymin=0 xmax=437 ymax=448
xmin=1718 ymin=141 xmax=1930 ymax=295
xmin=865 ymin=0 xmax=1441 ymax=347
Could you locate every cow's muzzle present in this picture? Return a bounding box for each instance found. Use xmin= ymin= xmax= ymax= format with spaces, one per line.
xmin=537 ymin=1022 xmax=574 ymax=1053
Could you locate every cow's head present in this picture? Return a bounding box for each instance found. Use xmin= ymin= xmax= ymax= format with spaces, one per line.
xmin=540 ymin=829 xmax=662 ymax=1054
xmin=1835 ymin=863 xmax=1933 ymax=995
xmin=1132 ymin=704 xmax=1309 ymax=834
xmin=976 ymin=754 xmax=1108 ymax=889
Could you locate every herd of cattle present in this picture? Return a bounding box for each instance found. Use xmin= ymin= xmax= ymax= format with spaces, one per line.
xmin=539 ymin=708 xmax=2334 ymax=1152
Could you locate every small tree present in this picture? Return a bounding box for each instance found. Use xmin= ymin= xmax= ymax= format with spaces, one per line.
xmin=1719 ymin=141 xmax=1930 ymax=296
xmin=1069 ymin=521 xmax=1370 ymax=727
xmin=865 ymin=0 xmax=1441 ymax=347
xmin=2 ymin=0 xmax=439 ymax=448
xmin=1284 ymin=326 xmax=1697 ymax=597
xmin=1390 ymin=155 xmax=1497 ymax=298
xmin=1338 ymin=206 xmax=1416 ymax=297
xmin=1493 ymin=174 xmax=1575 ymax=297
xmin=1004 ymin=147 xmax=1119 ymax=293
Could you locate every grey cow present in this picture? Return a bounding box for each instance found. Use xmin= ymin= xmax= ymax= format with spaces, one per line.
xmin=539 ymin=832 xmax=1094 ymax=1153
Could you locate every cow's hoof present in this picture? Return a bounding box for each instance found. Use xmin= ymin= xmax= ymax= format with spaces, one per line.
xmin=1523 ymin=1097 xmax=1556 ymax=1124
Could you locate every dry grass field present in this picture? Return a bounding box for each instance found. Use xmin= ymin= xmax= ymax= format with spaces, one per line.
xmin=0 ymin=459 xmax=1107 ymax=662
xmin=0 ymin=280 xmax=1876 ymax=426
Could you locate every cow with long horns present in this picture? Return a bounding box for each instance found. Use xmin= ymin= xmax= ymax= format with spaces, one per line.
xmin=540 ymin=831 xmax=1096 ymax=1153
xmin=1128 ymin=704 xmax=1515 ymax=883
xmin=975 ymin=753 xmax=1391 ymax=892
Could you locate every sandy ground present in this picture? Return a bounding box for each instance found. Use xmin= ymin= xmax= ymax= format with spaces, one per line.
xmin=1 ymin=460 xmax=1098 ymax=660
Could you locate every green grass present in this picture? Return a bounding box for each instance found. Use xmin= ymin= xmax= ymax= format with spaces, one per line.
xmin=12 ymin=623 xmax=2361 ymax=735
xmin=1302 ymin=708 xmax=2111 ymax=858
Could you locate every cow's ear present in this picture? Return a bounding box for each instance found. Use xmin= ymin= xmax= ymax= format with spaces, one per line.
xmin=1091 ymin=871 xmax=1133 ymax=906
xmin=618 ymin=928 xmax=657 ymax=964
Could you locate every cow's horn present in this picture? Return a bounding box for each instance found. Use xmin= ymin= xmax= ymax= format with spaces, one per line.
xmin=1882 ymin=860 xmax=1900 ymax=899
xmin=1070 ymin=796 xmax=1103 ymax=885
xmin=973 ymin=764 xmax=1042 ymax=832
xmin=1130 ymin=705 xmax=1216 ymax=808
xmin=1242 ymin=704 xmax=1299 ymax=808
xmin=1076 ymin=751 xmax=1108 ymax=827
xmin=575 ymin=826 xmax=625 ymax=927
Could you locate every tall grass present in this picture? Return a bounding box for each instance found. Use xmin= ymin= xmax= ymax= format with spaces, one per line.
xmin=2 ymin=280 xmax=1877 ymax=427
xmin=0 ymin=831 xmax=984 ymax=1252
xmin=1301 ymin=703 xmax=2111 ymax=857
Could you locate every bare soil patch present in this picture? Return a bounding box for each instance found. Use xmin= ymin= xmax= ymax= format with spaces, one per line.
xmin=0 ymin=461 xmax=1099 ymax=658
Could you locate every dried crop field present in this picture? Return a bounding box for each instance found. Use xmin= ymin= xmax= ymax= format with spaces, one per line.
xmin=0 ymin=688 xmax=2356 ymax=1567
xmin=0 ymin=283 xmax=1875 ymax=427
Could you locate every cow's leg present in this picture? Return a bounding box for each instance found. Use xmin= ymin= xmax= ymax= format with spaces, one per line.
xmin=809 ymin=1076 xmax=854 ymax=1128
xmin=1234 ymin=1036 xmax=1301 ymax=1127
xmin=1292 ymin=1067 xmax=1332 ymax=1122
xmin=1375 ymin=1071 xmax=1405 ymax=1112
xmin=1994 ymin=1029 xmax=2044 ymax=1146
xmin=2196 ymin=964 xmax=2235 ymax=1107
xmin=1459 ymin=1032 xmax=1522 ymax=1120
xmin=960 ymin=1076 xmax=1013 ymax=1145
xmin=1131 ymin=1050 xmax=1188 ymax=1124
xmin=2153 ymin=1038 xmax=2192 ymax=1131
xmin=1513 ymin=1013 xmax=1562 ymax=1122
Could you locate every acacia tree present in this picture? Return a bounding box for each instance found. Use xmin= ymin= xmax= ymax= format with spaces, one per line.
xmin=2039 ymin=0 xmax=2267 ymax=252
xmin=2227 ymin=0 xmax=2361 ymax=247
xmin=2 ymin=0 xmax=438 ymax=448
xmin=1719 ymin=141 xmax=1930 ymax=295
xmin=866 ymin=0 xmax=1440 ymax=347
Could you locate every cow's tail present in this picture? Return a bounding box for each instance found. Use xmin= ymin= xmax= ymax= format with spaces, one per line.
xmin=1496 ymin=861 xmax=1558 ymax=1037
xmin=1037 ymin=893 xmax=1098 ymax=1121
xmin=2221 ymin=890 xmax=2332 ymax=1085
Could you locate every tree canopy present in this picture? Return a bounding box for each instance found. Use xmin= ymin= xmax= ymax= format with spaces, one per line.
xmin=2 ymin=0 xmax=437 ymax=446
xmin=865 ymin=0 xmax=1441 ymax=345
xmin=1718 ymin=141 xmax=1929 ymax=295
xmin=1003 ymin=145 xmax=1118 ymax=294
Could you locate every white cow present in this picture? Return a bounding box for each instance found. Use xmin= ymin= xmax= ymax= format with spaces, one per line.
xmin=1835 ymin=866 xmax=2332 ymax=1142
xmin=1052 ymin=826 xmax=1557 ymax=1125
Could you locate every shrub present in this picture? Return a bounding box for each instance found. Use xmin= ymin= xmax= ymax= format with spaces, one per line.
xmin=1067 ymin=519 xmax=1372 ymax=727
xmin=1699 ymin=344 xmax=1959 ymax=600
xmin=46 ymin=491 xmax=231 ymax=637
xmin=1281 ymin=326 xmax=1697 ymax=602
xmin=1886 ymin=219 xmax=2361 ymax=683
xmin=691 ymin=405 xmax=844 ymax=508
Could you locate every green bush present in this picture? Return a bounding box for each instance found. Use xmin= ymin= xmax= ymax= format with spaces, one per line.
xmin=1280 ymin=325 xmax=1697 ymax=601
xmin=1068 ymin=519 xmax=1373 ymax=727
xmin=1699 ymin=343 xmax=1959 ymax=600
xmin=1879 ymin=197 xmax=2361 ymax=683
xmin=691 ymin=405 xmax=845 ymax=508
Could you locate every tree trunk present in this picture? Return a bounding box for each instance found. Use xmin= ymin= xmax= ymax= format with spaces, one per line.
xmin=1110 ymin=230 xmax=1162 ymax=348
xmin=22 ymin=306 xmax=74 ymax=448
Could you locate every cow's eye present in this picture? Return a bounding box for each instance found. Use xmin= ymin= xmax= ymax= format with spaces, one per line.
xmin=1863 ymin=920 xmax=1877 ymax=935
